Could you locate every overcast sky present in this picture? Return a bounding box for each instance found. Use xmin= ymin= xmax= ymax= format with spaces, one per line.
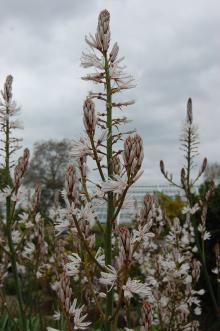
xmin=0 ymin=0 xmax=219 ymax=184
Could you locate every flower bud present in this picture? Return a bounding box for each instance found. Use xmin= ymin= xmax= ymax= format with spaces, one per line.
xmin=2 ymin=75 xmax=13 ymax=103
xmin=112 ymin=154 xmax=121 ymax=175
xmin=187 ymin=97 xmax=193 ymax=124
xmin=181 ymin=168 xmax=186 ymax=187
xmin=123 ymin=134 xmax=144 ymax=178
xmin=140 ymin=300 xmax=152 ymax=331
xmin=110 ymin=42 xmax=119 ymax=63
xmin=96 ymin=9 xmax=111 ymax=52
xmin=83 ymin=98 xmax=96 ymax=136
xmin=140 ymin=194 xmax=154 ymax=225
xmin=118 ymin=226 xmax=132 ymax=266
xmin=32 ymin=183 xmax=41 ymax=210
xmin=14 ymin=148 xmax=30 ymax=187
xmin=160 ymin=160 xmax=165 ymax=175
xmin=65 ymin=165 xmax=78 ymax=204
xmin=201 ymin=157 xmax=208 ymax=173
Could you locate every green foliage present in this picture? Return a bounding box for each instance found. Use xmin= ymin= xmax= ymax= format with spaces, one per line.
xmin=158 ymin=192 xmax=185 ymax=219
xmin=0 ymin=313 xmax=44 ymax=331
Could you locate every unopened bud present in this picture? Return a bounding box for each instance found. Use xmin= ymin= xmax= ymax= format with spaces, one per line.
xmin=112 ymin=154 xmax=121 ymax=175
xmin=160 ymin=160 xmax=165 ymax=175
xmin=181 ymin=168 xmax=186 ymax=187
xmin=118 ymin=226 xmax=132 ymax=265
xmin=140 ymin=300 xmax=152 ymax=331
xmin=123 ymin=134 xmax=144 ymax=178
xmin=14 ymin=148 xmax=30 ymax=187
xmin=140 ymin=194 xmax=154 ymax=225
xmin=65 ymin=165 xmax=78 ymax=204
xmin=96 ymin=9 xmax=111 ymax=52
xmin=187 ymin=98 xmax=193 ymax=124
xmin=110 ymin=42 xmax=119 ymax=63
xmin=78 ymin=155 xmax=87 ymax=178
xmin=83 ymin=98 xmax=96 ymax=136
xmin=32 ymin=183 xmax=41 ymax=210
xmin=201 ymin=157 xmax=208 ymax=173
xmin=2 ymin=75 xmax=13 ymax=103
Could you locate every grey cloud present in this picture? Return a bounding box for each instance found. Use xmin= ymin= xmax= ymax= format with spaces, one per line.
xmin=0 ymin=0 xmax=219 ymax=183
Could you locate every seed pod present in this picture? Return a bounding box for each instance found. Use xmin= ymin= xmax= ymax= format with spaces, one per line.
xmin=83 ymin=98 xmax=96 ymax=136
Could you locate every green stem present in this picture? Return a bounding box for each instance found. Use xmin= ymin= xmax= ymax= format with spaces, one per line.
xmin=6 ymin=198 xmax=27 ymax=331
xmin=104 ymin=54 xmax=114 ymax=331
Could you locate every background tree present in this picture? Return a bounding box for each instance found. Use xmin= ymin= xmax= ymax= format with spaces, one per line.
xmin=204 ymin=162 xmax=220 ymax=183
xmin=24 ymin=139 xmax=71 ymax=213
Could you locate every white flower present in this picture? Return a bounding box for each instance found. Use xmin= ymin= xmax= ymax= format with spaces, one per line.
xmin=22 ymin=242 xmax=35 ymax=259
xmin=65 ymin=253 xmax=81 ymax=276
xmin=18 ymin=212 xmax=29 ymax=223
xmin=79 ymin=203 xmax=96 ymax=225
xmin=10 ymin=119 xmax=23 ymax=129
xmin=100 ymin=175 xmax=127 ymax=194
xmin=212 ymin=267 xmax=218 ymax=275
xmin=95 ymin=247 xmax=105 ymax=266
xmin=132 ymin=222 xmax=154 ymax=243
xmin=182 ymin=204 xmax=200 ymax=215
xmin=73 ymin=309 xmax=91 ymax=330
xmin=81 ymin=52 xmax=103 ymax=69
xmin=122 ymin=278 xmax=151 ymax=299
xmin=97 ymin=129 xmax=108 ymax=144
xmin=12 ymin=230 xmax=21 ymax=244
xmin=52 ymin=311 xmax=61 ymax=320
xmin=98 ymin=292 xmax=106 ymax=298
xmin=0 ymin=186 xmax=12 ymax=200
xmin=177 ymin=303 xmax=190 ymax=316
xmin=47 ymin=328 xmax=60 ymax=331
xmin=203 ymin=231 xmax=211 ymax=240
xmin=54 ymin=218 xmax=70 ymax=236
xmin=99 ymin=265 xmax=117 ymax=288
xmin=194 ymin=306 xmax=201 ymax=315
xmin=71 ymin=138 xmax=91 ymax=159
xmin=69 ymin=299 xmax=91 ymax=330
xmin=192 ymin=289 xmax=205 ymax=296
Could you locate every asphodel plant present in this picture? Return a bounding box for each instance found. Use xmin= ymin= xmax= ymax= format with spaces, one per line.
xmin=0 ymin=75 xmax=28 ymax=331
xmin=49 ymin=9 xmax=147 ymax=331
xmin=0 ymin=76 xmax=46 ymax=331
xmin=80 ymin=9 xmax=144 ymax=330
xmin=160 ymin=98 xmax=219 ymax=318
xmin=49 ymin=10 xmax=206 ymax=331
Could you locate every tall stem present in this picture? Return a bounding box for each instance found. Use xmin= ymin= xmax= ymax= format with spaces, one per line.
xmin=5 ymin=106 xmax=27 ymax=331
xmin=104 ymin=54 xmax=114 ymax=331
